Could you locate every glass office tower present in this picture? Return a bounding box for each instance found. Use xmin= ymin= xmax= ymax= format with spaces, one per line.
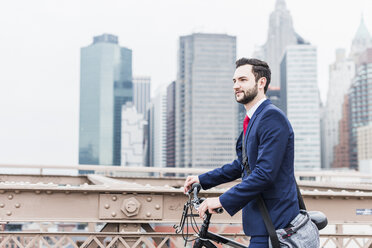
xmin=175 ymin=33 xmax=237 ymax=168
xmin=280 ymin=44 xmax=321 ymax=170
xmin=79 ymin=34 xmax=132 ymax=166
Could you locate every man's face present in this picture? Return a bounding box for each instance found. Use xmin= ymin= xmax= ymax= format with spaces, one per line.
xmin=233 ymin=64 xmax=258 ymax=104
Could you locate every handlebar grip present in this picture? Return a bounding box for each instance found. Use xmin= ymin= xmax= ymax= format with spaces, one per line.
xmin=215 ymin=208 xmax=224 ymax=214
xmin=192 ymin=183 xmax=201 ymax=193
xmin=187 ymin=183 xmax=201 ymax=195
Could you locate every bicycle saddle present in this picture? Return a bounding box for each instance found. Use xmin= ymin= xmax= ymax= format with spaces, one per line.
xmin=308 ymin=211 xmax=328 ymax=230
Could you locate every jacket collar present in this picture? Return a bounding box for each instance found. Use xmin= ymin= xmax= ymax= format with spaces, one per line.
xmin=244 ymin=99 xmax=271 ymax=140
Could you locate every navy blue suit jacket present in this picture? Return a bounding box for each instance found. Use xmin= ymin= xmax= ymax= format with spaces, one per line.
xmin=199 ymin=99 xmax=299 ymax=236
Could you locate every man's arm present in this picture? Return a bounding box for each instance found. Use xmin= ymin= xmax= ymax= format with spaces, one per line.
xmin=183 ymin=158 xmax=242 ymax=194
xmin=198 ymin=158 xmax=242 ymax=190
xmin=219 ymin=110 xmax=290 ymax=216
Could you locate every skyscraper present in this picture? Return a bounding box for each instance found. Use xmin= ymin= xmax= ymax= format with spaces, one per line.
xmin=133 ymin=76 xmax=151 ymax=119
xmin=121 ymin=102 xmax=146 ymax=167
xmin=79 ymin=34 xmax=132 ymax=166
xmin=148 ymin=86 xmax=168 ymax=168
xmin=332 ymin=95 xmax=350 ymax=168
xmin=166 ymin=81 xmax=176 ymax=169
xmin=357 ymin=124 xmax=372 ymax=173
xmin=348 ymin=48 xmax=372 ymax=169
xmin=280 ymin=44 xmax=321 ymax=170
xmin=266 ymin=86 xmax=281 ymax=109
xmin=349 ymin=16 xmax=372 ymax=63
xmin=176 ymin=33 xmax=237 ymax=168
xmin=323 ymin=49 xmax=355 ymax=168
xmin=257 ymin=0 xmax=304 ymax=87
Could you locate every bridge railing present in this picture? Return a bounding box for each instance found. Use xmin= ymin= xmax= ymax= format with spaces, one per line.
xmin=0 ymin=164 xmax=371 ymax=183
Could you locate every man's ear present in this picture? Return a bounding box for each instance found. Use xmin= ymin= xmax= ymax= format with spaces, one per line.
xmin=259 ymin=77 xmax=267 ymax=90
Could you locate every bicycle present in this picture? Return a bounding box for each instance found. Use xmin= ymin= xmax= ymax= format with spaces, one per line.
xmin=173 ymin=183 xmax=247 ymax=248
xmin=173 ymin=183 xmax=328 ymax=248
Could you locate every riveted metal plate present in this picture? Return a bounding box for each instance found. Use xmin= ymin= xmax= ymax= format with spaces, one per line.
xmin=99 ymin=194 xmax=163 ymax=220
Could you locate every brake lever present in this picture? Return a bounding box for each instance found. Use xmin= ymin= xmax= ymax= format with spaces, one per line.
xmin=193 ymin=197 xmax=224 ymax=216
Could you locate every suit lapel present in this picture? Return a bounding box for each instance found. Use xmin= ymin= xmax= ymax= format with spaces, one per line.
xmin=244 ymin=99 xmax=272 ymax=144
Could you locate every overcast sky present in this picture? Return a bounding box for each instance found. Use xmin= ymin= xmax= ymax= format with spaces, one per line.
xmin=0 ymin=0 xmax=370 ymax=166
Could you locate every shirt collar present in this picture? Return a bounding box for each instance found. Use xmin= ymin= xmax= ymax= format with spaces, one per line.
xmin=247 ymin=97 xmax=267 ymax=119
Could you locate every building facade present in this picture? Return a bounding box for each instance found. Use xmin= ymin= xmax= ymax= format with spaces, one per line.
xmin=121 ymin=102 xmax=146 ymax=167
xmin=148 ymin=86 xmax=168 ymax=168
xmin=266 ymin=86 xmax=281 ymax=109
xmin=349 ymin=16 xmax=372 ymax=63
xmin=166 ymin=81 xmax=176 ymax=169
xmin=348 ymin=48 xmax=372 ymax=169
xmin=323 ymin=49 xmax=355 ymax=168
xmin=332 ymin=96 xmax=351 ymax=168
xmin=280 ymin=44 xmax=321 ymax=170
xmin=133 ymin=76 xmax=151 ymax=119
xmin=357 ymin=124 xmax=372 ymax=173
xmin=176 ymin=33 xmax=237 ymax=168
xmin=79 ymin=34 xmax=132 ymax=166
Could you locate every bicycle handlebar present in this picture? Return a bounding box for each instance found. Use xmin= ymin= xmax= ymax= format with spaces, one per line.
xmin=188 ymin=183 xmax=224 ymax=215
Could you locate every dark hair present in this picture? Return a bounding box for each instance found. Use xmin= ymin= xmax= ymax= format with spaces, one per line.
xmin=235 ymin=58 xmax=271 ymax=93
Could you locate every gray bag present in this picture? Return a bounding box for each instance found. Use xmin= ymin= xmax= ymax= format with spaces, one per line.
xmin=269 ymin=210 xmax=320 ymax=248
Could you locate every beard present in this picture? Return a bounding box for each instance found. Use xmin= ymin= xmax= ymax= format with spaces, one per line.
xmin=235 ymin=82 xmax=258 ymax=104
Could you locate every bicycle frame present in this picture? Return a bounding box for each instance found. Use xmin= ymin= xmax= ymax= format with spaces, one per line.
xmin=193 ymin=211 xmax=247 ymax=248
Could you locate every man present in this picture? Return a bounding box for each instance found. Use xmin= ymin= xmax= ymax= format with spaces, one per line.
xmin=184 ymin=58 xmax=299 ymax=247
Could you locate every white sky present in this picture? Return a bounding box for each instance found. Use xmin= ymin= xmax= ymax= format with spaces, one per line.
xmin=0 ymin=0 xmax=370 ymax=165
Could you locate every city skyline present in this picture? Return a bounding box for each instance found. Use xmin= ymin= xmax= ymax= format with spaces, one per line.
xmin=0 ymin=0 xmax=371 ymax=165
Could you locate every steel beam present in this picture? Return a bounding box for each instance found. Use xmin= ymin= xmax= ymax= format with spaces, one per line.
xmin=0 ymin=179 xmax=371 ymax=224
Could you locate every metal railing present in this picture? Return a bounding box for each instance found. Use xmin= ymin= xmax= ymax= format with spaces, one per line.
xmin=0 ymin=164 xmax=371 ymax=182
xmin=0 ymin=232 xmax=371 ymax=248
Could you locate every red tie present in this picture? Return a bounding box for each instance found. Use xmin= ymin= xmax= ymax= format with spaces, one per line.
xmin=243 ymin=115 xmax=250 ymax=136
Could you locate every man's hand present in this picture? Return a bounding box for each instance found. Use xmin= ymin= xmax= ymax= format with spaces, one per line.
xmin=183 ymin=175 xmax=200 ymax=194
xmin=197 ymin=197 xmax=222 ymax=218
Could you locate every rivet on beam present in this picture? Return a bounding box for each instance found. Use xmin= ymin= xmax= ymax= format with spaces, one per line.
xmin=35 ymin=191 xmax=41 ymax=194
xmin=111 ymin=212 xmax=117 ymax=217
xmin=170 ymin=193 xmax=175 ymax=196
xmin=65 ymin=191 xmax=70 ymax=195
xmin=146 ymin=197 xmax=152 ymax=202
xmin=329 ymin=196 xmax=334 ymax=199
xmin=14 ymin=190 xmax=20 ymax=194
xmin=155 ymin=204 xmax=160 ymax=210
xmin=15 ymin=203 xmax=20 ymax=208
xmin=344 ymin=196 xmax=349 ymax=200
xmin=6 ymin=211 xmax=11 ymax=216
xmin=0 ymin=204 xmax=4 ymax=208
xmin=122 ymin=192 xmax=127 ymax=195
xmin=359 ymin=197 xmax=364 ymax=200
xmin=104 ymin=204 xmax=110 ymax=209
xmin=112 ymin=196 xmax=117 ymax=201
xmin=146 ymin=212 xmax=151 ymax=217
xmin=83 ymin=192 xmax=88 ymax=195
xmin=8 ymin=194 xmax=13 ymax=200
xmin=46 ymin=191 xmax=52 ymax=195
xmin=0 ymin=190 xmax=5 ymax=194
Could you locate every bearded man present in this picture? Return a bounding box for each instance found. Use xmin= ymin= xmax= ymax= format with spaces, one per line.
xmin=184 ymin=58 xmax=299 ymax=248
